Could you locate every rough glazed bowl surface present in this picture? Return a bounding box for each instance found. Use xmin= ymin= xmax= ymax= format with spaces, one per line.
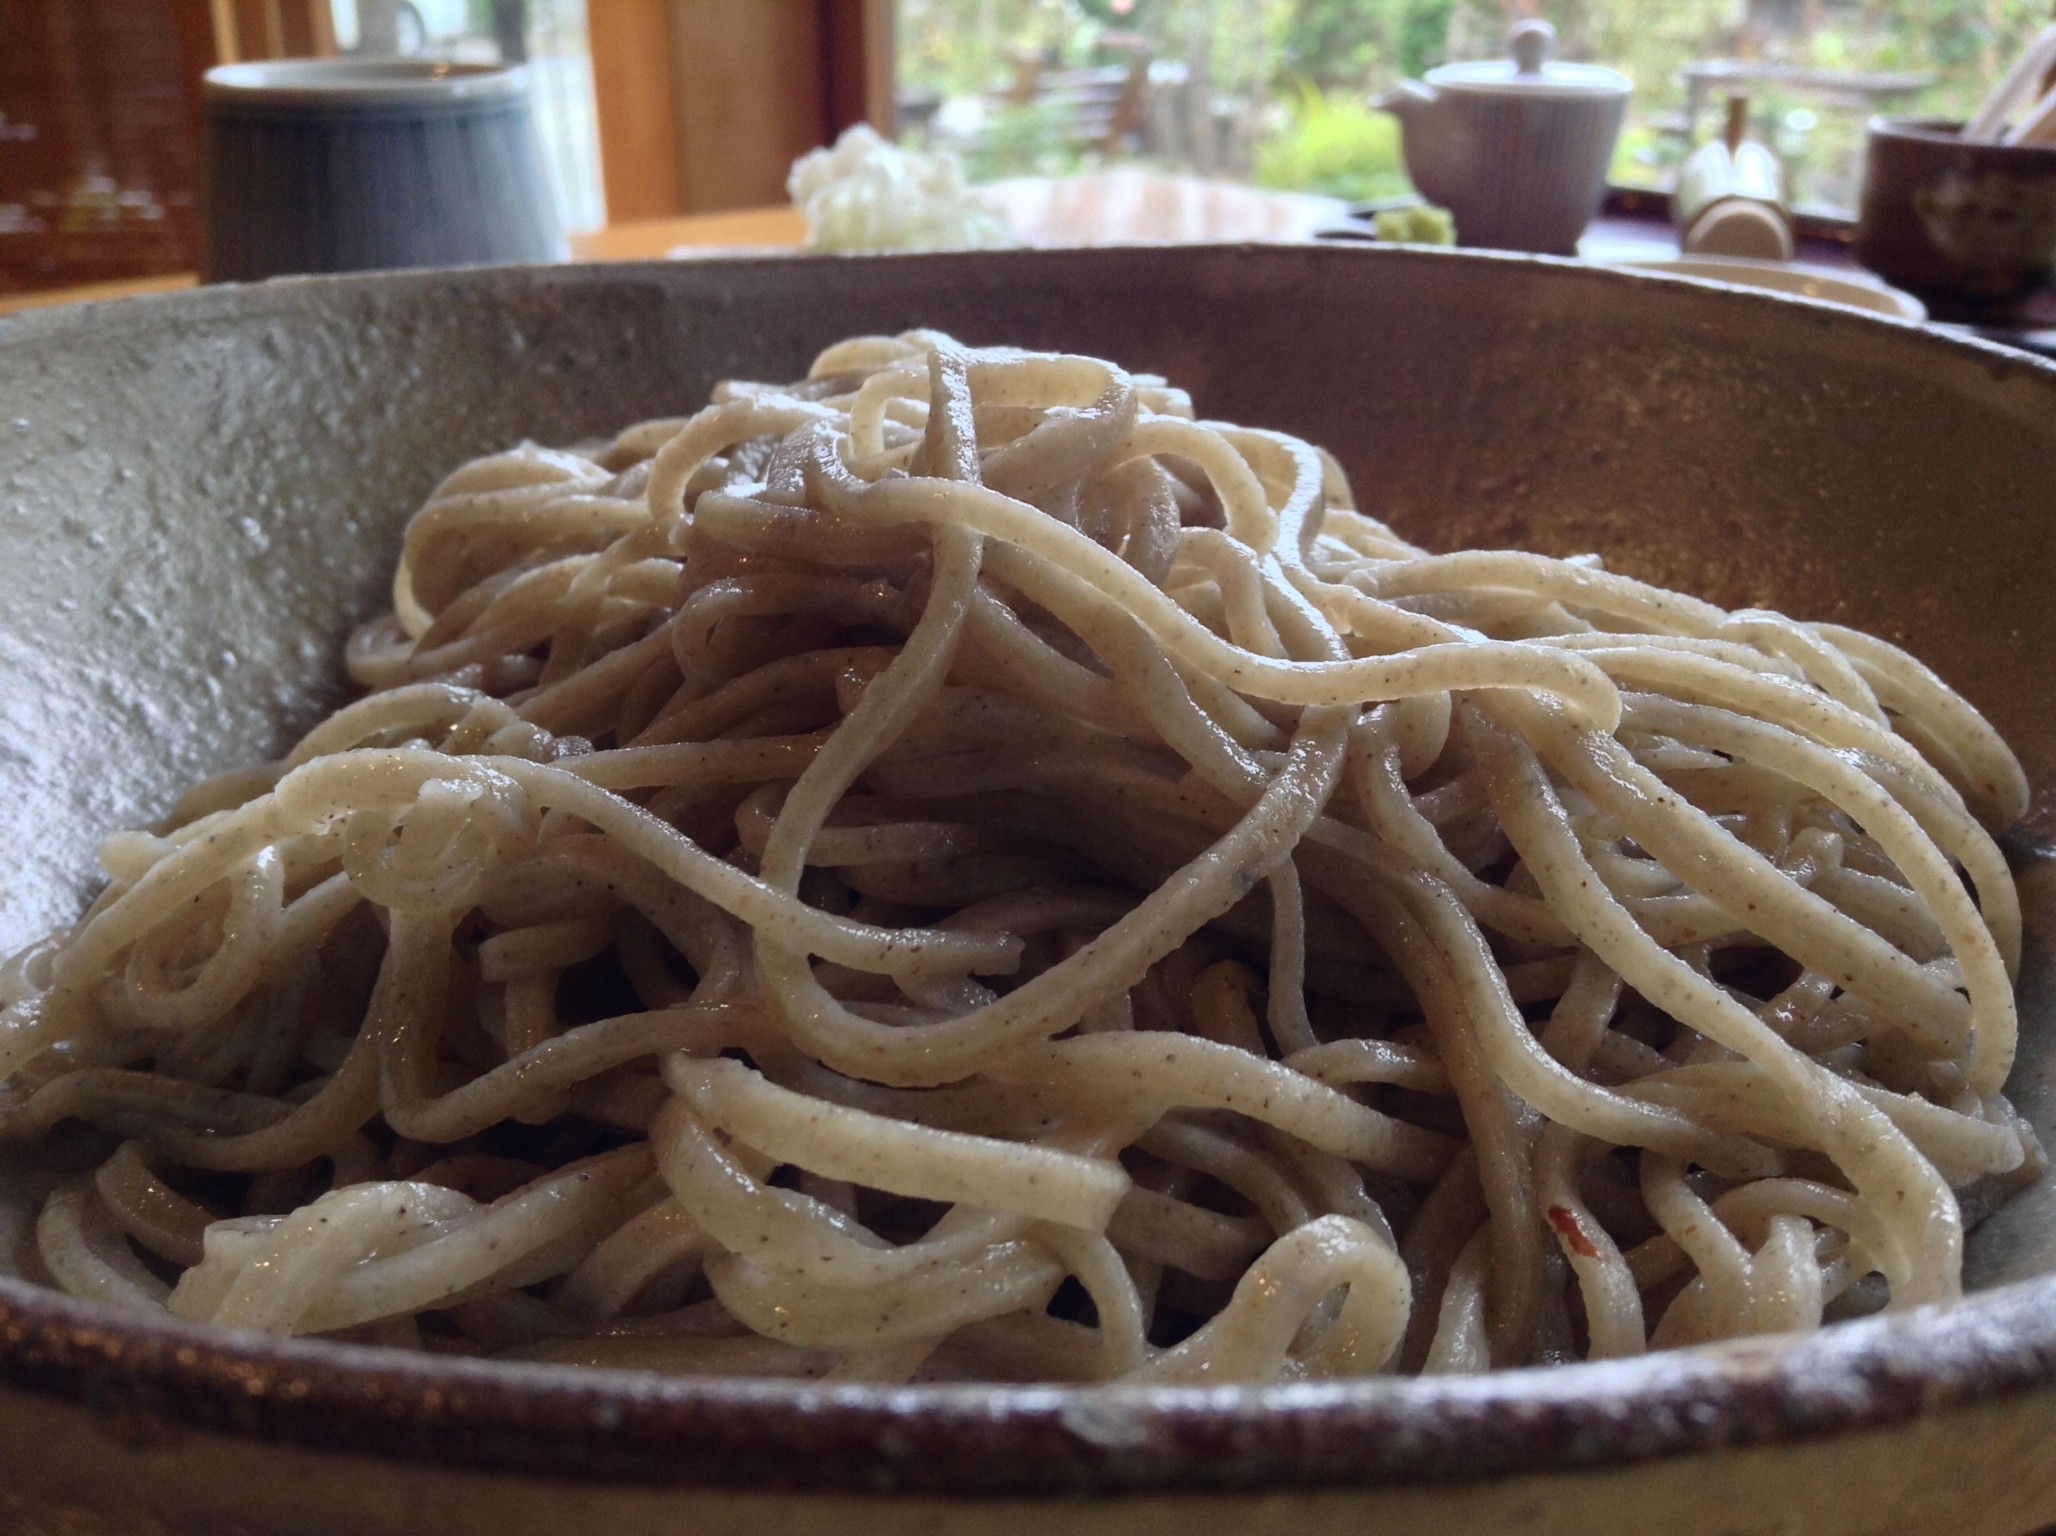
xmin=2 ymin=246 xmax=2056 ymax=1535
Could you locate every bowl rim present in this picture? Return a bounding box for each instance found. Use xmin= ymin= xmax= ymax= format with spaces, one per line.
xmin=1863 ymin=115 xmax=2056 ymax=161
xmin=1607 ymin=254 xmax=1930 ymax=322
xmin=6 ymin=1272 xmax=2056 ymax=1497
xmin=12 ymin=1274 xmax=2056 ymax=1505
xmin=203 ymin=59 xmax=528 ymax=114
xmin=3 ymin=249 xmax=2056 ymax=1498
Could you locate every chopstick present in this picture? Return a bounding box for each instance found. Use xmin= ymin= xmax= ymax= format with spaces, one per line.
xmin=2003 ymin=82 xmax=2056 ymax=146
xmin=1964 ymin=23 xmax=2056 ymax=142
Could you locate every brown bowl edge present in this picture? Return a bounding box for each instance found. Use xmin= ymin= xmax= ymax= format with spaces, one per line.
xmin=6 ymin=1267 xmax=2056 ymax=1497
xmin=2 ymin=249 xmax=2056 ymax=1499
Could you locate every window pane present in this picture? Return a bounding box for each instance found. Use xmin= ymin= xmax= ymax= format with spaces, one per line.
xmin=894 ymin=1 xmax=2056 ymax=218
xmin=1567 ymin=0 xmax=2055 ymax=215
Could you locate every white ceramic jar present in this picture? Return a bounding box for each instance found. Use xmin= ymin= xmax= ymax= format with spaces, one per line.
xmin=1379 ymin=22 xmax=1631 ymax=255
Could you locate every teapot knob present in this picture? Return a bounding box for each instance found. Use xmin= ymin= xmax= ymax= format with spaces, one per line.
xmin=1509 ymin=18 xmax=1556 ymax=76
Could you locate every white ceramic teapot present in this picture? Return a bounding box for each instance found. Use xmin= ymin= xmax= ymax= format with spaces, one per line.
xmin=1379 ymin=21 xmax=1631 ymax=254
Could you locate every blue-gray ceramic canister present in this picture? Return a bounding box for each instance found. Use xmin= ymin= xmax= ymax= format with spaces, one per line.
xmin=202 ymin=59 xmax=568 ymax=283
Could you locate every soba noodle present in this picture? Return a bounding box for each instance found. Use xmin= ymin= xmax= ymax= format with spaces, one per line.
xmin=0 ymin=332 xmax=2039 ymax=1381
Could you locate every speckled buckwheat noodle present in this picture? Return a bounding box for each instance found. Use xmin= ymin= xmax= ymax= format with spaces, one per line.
xmin=0 ymin=332 xmax=2039 ymax=1381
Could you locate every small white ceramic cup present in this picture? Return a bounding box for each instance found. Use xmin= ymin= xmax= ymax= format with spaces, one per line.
xmin=202 ymin=59 xmax=566 ymax=283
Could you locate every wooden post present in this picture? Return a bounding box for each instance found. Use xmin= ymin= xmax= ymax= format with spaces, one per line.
xmin=590 ymin=0 xmax=896 ymax=222
xmin=211 ymin=0 xmax=342 ymax=62
xmin=590 ymin=0 xmax=686 ymax=221
xmin=209 ymin=0 xmax=241 ymax=61
xmin=667 ymin=0 xmax=823 ymax=212
xmin=824 ymin=0 xmax=896 ymax=137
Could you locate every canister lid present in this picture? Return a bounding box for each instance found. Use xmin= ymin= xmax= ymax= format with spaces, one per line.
xmin=1425 ymin=21 xmax=1632 ymax=98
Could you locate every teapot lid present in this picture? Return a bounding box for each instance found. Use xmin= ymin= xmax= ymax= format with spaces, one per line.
xmin=1425 ymin=21 xmax=1631 ymax=97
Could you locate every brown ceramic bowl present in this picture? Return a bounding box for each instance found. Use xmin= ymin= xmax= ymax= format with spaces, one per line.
xmin=3 ymin=247 xmax=2056 ymax=1536
xmin=1854 ymin=116 xmax=2056 ymax=321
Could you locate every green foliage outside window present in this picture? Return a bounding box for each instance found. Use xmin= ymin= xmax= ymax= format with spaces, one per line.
xmin=1265 ymin=0 xmax=1458 ymax=85
xmin=896 ymin=0 xmax=2056 ymax=212
xmin=1253 ymin=89 xmax=1410 ymax=203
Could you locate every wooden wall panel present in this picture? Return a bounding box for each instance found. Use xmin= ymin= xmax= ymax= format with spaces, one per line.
xmin=0 ymin=0 xmax=215 ymax=292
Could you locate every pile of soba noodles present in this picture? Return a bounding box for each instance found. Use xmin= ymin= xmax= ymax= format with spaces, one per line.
xmin=0 ymin=332 xmax=2039 ymax=1382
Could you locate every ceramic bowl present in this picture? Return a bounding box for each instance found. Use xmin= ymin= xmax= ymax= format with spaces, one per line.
xmin=2 ymin=246 xmax=2056 ymax=1536
xmin=1612 ymin=254 xmax=1928 ymax=321
xmin=1853 ymin=117 xmax=2056 ymax=322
